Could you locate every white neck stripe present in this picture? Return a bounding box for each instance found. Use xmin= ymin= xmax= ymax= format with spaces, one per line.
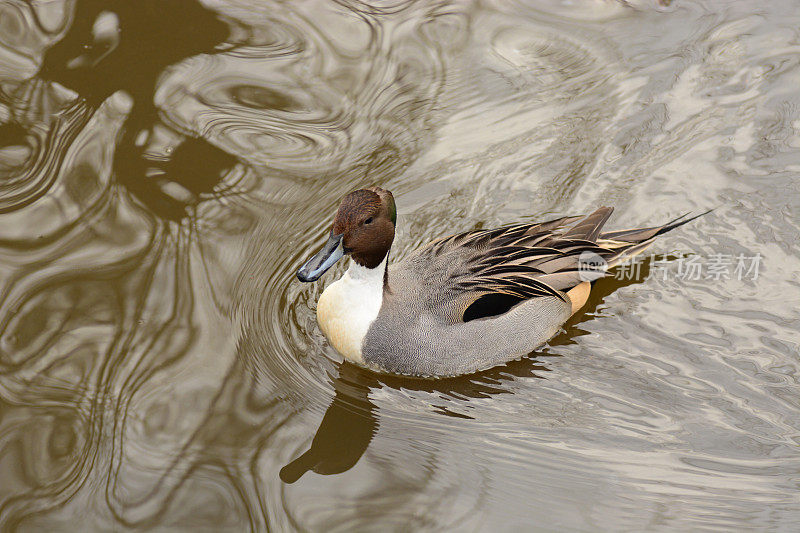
xmin=315 ymin=254 xmax=387 ymax=364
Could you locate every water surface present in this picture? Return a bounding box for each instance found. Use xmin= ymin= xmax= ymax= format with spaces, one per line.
xmin=1 ymin=0 xmax=799 ymax=530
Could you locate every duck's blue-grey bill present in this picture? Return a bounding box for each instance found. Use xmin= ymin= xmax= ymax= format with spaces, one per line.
xmin=297 ymin=233 xmax=344 ymax=282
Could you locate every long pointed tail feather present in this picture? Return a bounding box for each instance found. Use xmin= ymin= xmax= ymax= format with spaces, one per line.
xmin=600 ymin=208 xmax=713 ymax=269
xmin=600 ymin=208 xmax=713 ymax=243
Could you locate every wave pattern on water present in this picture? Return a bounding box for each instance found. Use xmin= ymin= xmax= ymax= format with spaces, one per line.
xmin=0 ymin=0 xmax=799 ymax=531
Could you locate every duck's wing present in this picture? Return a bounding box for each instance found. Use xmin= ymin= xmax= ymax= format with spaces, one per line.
xmin=396 ymin=207 xmax=702 ymax=324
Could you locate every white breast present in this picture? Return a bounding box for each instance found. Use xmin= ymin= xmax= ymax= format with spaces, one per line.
xmin=316 ymin=256 xmax=387 ymax=364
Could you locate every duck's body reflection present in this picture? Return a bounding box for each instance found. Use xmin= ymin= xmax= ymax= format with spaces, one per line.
xmin=280 ymin=365 xmax=378 ymax=483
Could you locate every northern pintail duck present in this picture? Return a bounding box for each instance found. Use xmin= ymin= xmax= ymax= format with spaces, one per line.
xmin=298 ymin=187 xmax=703 ymax=377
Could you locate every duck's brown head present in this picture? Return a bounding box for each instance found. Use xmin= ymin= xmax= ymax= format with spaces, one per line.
xmin=297 ymin=187 xmax=396 ymax=282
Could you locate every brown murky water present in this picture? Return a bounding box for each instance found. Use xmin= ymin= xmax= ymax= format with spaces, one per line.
xmin=1 ymin=0 xmax=800 ymax=530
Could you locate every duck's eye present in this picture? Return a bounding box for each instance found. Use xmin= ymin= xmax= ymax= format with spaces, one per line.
xmin=364 ymin=217 xmax=373 ymax=225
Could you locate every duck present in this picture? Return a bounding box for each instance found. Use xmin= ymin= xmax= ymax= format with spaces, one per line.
xmin=297 ymin=187 xmax=705 ymax=377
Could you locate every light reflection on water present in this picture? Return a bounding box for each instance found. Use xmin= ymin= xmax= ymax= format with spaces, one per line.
xmin=1 ymin=0 xmax=800 ymax=530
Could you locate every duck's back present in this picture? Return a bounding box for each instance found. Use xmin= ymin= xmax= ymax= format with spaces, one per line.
xmin=360 ymin=207 xmax=699 ymax=376
xmin=361 ymin=253 xmax=572 ymax=377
